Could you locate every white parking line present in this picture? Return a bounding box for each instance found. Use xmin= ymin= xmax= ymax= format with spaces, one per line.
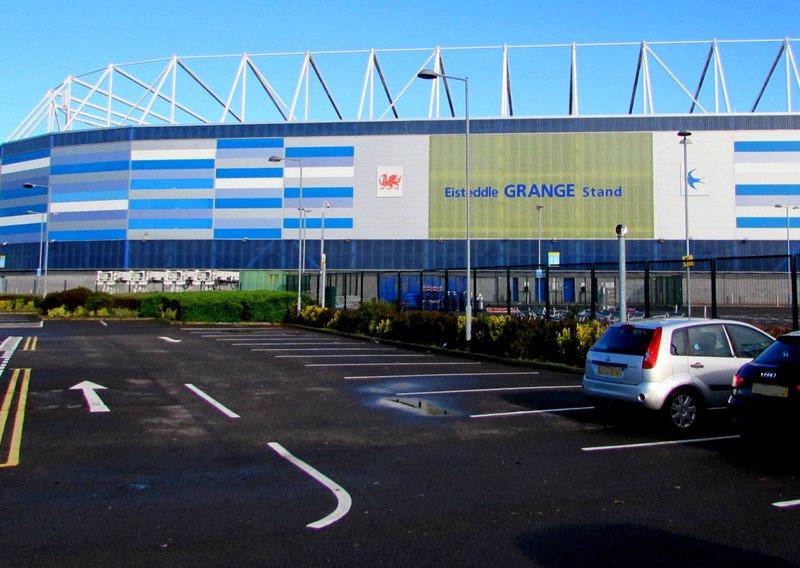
xmin=397 ymin=385 xmax=582 ymax=396
xmin=184 ymin=384 xmax=240 ymax=418
xmin=471 ymin=406 xmax=594 ymax=418
xmin=309 ymin=362 xmax=482 ymax=367
xmin=773 ymin=499 xmax=800 ymax=508
xmin=267 ymin=442 xmax=352 ymax=530
xmin=253 ymin=347 xmax=396 ymax=352
xmin=345 ymin=371 xmax=538 ymax=380
xmin=277 ymin=354 xmax=431 ymax=359
xmin=216 ymin=338 xmax=339 ymax=342
xmin=581 ymin=435 xmax=740 ymax=452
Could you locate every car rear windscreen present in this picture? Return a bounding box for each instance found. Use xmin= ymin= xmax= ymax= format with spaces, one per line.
xmin=591 ymin=326 xmax=655 ymax=356
xmin=753 ymin=337 xmax=800 ymax=365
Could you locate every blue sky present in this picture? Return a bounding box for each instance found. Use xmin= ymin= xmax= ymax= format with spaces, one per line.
xmin=1 ymin=0 xmax=798 ymax=139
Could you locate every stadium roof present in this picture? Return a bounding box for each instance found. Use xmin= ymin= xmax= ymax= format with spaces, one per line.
xmin=7 ymin=38 xmax=800 ymax=142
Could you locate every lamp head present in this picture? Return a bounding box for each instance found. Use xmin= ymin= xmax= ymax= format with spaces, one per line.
xmin=417 ymin=69 xmax=441 ymax=80
xmin=268 ymin=156 xmax=283 ymax=162
xmin=677 ymin=130 xmax=692 ymax=138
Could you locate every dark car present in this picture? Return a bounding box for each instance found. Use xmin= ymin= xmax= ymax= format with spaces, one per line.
xmin=729 ymin=331 xmax=800 ymax=432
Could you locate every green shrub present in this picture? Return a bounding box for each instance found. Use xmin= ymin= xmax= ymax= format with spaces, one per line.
xmin=137 ymin=290 xmax=297 ymax=323
xmin=391 ymin=310 xmax=458 ymax=346
xmin=86 ymin=291 xmax=114 ymax=312
xmin=42 ymin=287 xmax=92 ymax=312
xmin=0 ymin=297 xmax=38 ymax=312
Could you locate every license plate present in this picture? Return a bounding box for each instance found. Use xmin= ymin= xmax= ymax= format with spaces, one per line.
xmin=752 ymin=383 xmax=788 ymax=398
xmin=597 ymin=365 xmax=624 ymax=377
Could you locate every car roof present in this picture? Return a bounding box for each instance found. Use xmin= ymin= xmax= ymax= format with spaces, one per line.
xmin=776 ymin=330 xmax=800 ymax=342
xmin=612 ymin=317 xmax=759 ymax=330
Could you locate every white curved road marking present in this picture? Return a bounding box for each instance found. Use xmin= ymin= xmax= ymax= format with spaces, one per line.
xmin=268 ymin=442 xmax=352 ymax=530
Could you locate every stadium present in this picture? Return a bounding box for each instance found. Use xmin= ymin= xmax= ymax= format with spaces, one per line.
xmin=1 ymin=39 xmax=799 ymax=312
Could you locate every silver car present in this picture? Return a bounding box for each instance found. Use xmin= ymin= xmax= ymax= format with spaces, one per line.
xmin=582 ymin=318 xmax=774 ymax=431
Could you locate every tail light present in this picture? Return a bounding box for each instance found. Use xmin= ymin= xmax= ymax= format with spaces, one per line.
xmin=642 ymin=327 xmax=663 ymax=369
xmin=732 ymin=372 xmax=745 ymax=388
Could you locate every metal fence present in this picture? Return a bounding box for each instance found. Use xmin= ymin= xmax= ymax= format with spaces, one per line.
xmin=308 ymin=254 xmax=799 ymax=331
xmin=5 ymin=252 xmax=795 ymax=331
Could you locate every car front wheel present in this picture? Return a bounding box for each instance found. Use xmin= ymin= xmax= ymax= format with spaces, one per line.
xmin=663 ymin=389 xmax=702 ymax=431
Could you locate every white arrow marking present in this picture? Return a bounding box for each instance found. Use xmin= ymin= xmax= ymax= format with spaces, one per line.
xmin=70 ymin=381 xmax=110 ymax=413
xmin=158 ymin=336 xmax=182 ymax=343
xmin=268 ymin=442 xmax=352 ymax=530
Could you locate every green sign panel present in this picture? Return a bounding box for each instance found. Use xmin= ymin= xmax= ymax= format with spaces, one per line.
xmin=429 ymin=132 xmax=654 ymax=239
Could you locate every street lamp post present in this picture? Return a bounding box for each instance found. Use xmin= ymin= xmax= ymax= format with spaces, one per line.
xmin=24 ymin=182 xmax=50 ymax=296
xmin=25 ymin=209 xmax=45 ymax=295
xmin=774 ymin=204 xmax=798 ymax=305
xmin=269 ymin=155 xmax=305 ymax=316
xmin=774 ymin=204 xmax=798 ymax=259
xmin=417 ymin=68 xmax=472 ymax=345
xmin=536 ymin=204 xmax=544 ymax=302
xmin=320 ymin=201 xmax=331 ymax=308
xmin=678 ymin=131 xmax=692 ymax=317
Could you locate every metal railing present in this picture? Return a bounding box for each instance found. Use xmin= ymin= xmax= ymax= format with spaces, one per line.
xmin=310 ymin=254 xmax=799 ymax=331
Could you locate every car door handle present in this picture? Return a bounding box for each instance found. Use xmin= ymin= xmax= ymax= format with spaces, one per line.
xmin=690 ymin=362 xmax=704 ymax=368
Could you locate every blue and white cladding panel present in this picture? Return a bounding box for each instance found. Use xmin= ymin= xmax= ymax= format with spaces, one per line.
xmin=735 ymin=140 xmax=800 ymax=231
xmin=129 ymin=139 xmax=216 ymax=240
xmin=276 ymin=139 xmax=356 ymax=240
xmin=652 ymin=130 xmax=800 ymax=241
xmin=0 ymin=148 xmax=51 ymax=244
xmin=214 ymin=138 xmax=284 ymax=240
xmin=49 ymin=142 xmax=130 ymax=241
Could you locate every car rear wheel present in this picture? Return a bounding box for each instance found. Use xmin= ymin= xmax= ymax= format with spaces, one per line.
xmin=663 ymin=389 xmax=702 ymax=431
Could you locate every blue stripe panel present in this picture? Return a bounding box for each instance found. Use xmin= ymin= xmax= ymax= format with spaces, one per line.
xmin=735 ymin=141 xmax=800 ymax=152
xmin=130 ymin=199 xmax=213 ymax=210
xmin=129 ymin=218 xmax=213 ymax=229
xmin=131 ymin=179 xmax=215 ymax=189
xmin=0 ymin=206 xmax=47 ymax=217
xmin=2 ymin=148 xmax=50 ymax=165
xmin=284 ymin=187 xmax=354 ymax=198
xmin=216 ymin=138 xmax=284 ymax=149
xmin=735 ymin=217 xmax=798 ymax=229
xmin=284 ymin=218 xmax=353 ymax=229
xmin=132 ymin=159 xmax=215 ymax=170
xmin=215 ymin=198 xmax=283 ymax=209
xmin=736 ymin=184 xmax=800 ymax=195
xmin=51 ymin=190 xmax=128 ymax=202
xmin=50 ymin=161 xmax=130 ymax=175
xmin=49 ymin=229 xmax=127 ymax=241
xmin=0 ymin=222 xmax=42 ymax=235
xmin=216 ymin=168 xmax=282 ymax=178
xmin=51 ymin=179 xmax=130 ymax=193
xmin=286 ymin=146 xmax=354 ymax=158
xmin=52 ymin=210 xmax=128 ymax=222
xmin=0 ymin=186 xmax=48 ymax=200
xmin=51 ymin=150 xmax=130 ymax=166
xmin=214 ymin=228 xmax=282 ymax=239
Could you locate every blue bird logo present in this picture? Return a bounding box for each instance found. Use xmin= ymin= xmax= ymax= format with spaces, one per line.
xmin=687 ymin=169 xmax=704 ymax=191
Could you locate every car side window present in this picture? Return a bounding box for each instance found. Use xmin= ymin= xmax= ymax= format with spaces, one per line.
xmin=726 ymin=325 xmax=773 ymax=358
xmin=671 ymin=329 xmax=689 ymax=355
xmin=687 ymin=325 xmax=732 ymax=357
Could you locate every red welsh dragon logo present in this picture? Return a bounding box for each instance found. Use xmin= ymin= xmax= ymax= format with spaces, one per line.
xmin=378 ymin=172 xmax=402 ymax=190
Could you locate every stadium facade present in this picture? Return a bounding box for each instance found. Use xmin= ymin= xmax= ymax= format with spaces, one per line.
xmin=1 ymin=42 xmax=799 ymax=293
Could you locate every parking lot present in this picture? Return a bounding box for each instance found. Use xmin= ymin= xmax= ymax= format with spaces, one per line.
xmin=1 ymin=319 xmax=799 ymax=567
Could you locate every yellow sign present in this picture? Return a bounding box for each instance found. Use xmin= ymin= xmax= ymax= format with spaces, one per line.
xmin=682 ymin=254 xmax=694 ymax=268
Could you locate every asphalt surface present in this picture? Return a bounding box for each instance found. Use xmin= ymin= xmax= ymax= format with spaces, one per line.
xmin=1 ymin=318 xmax=799 ymax=567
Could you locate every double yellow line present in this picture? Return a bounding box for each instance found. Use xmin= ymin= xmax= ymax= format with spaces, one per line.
xmin=0 ymin=368 xmax=31 ymax=468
